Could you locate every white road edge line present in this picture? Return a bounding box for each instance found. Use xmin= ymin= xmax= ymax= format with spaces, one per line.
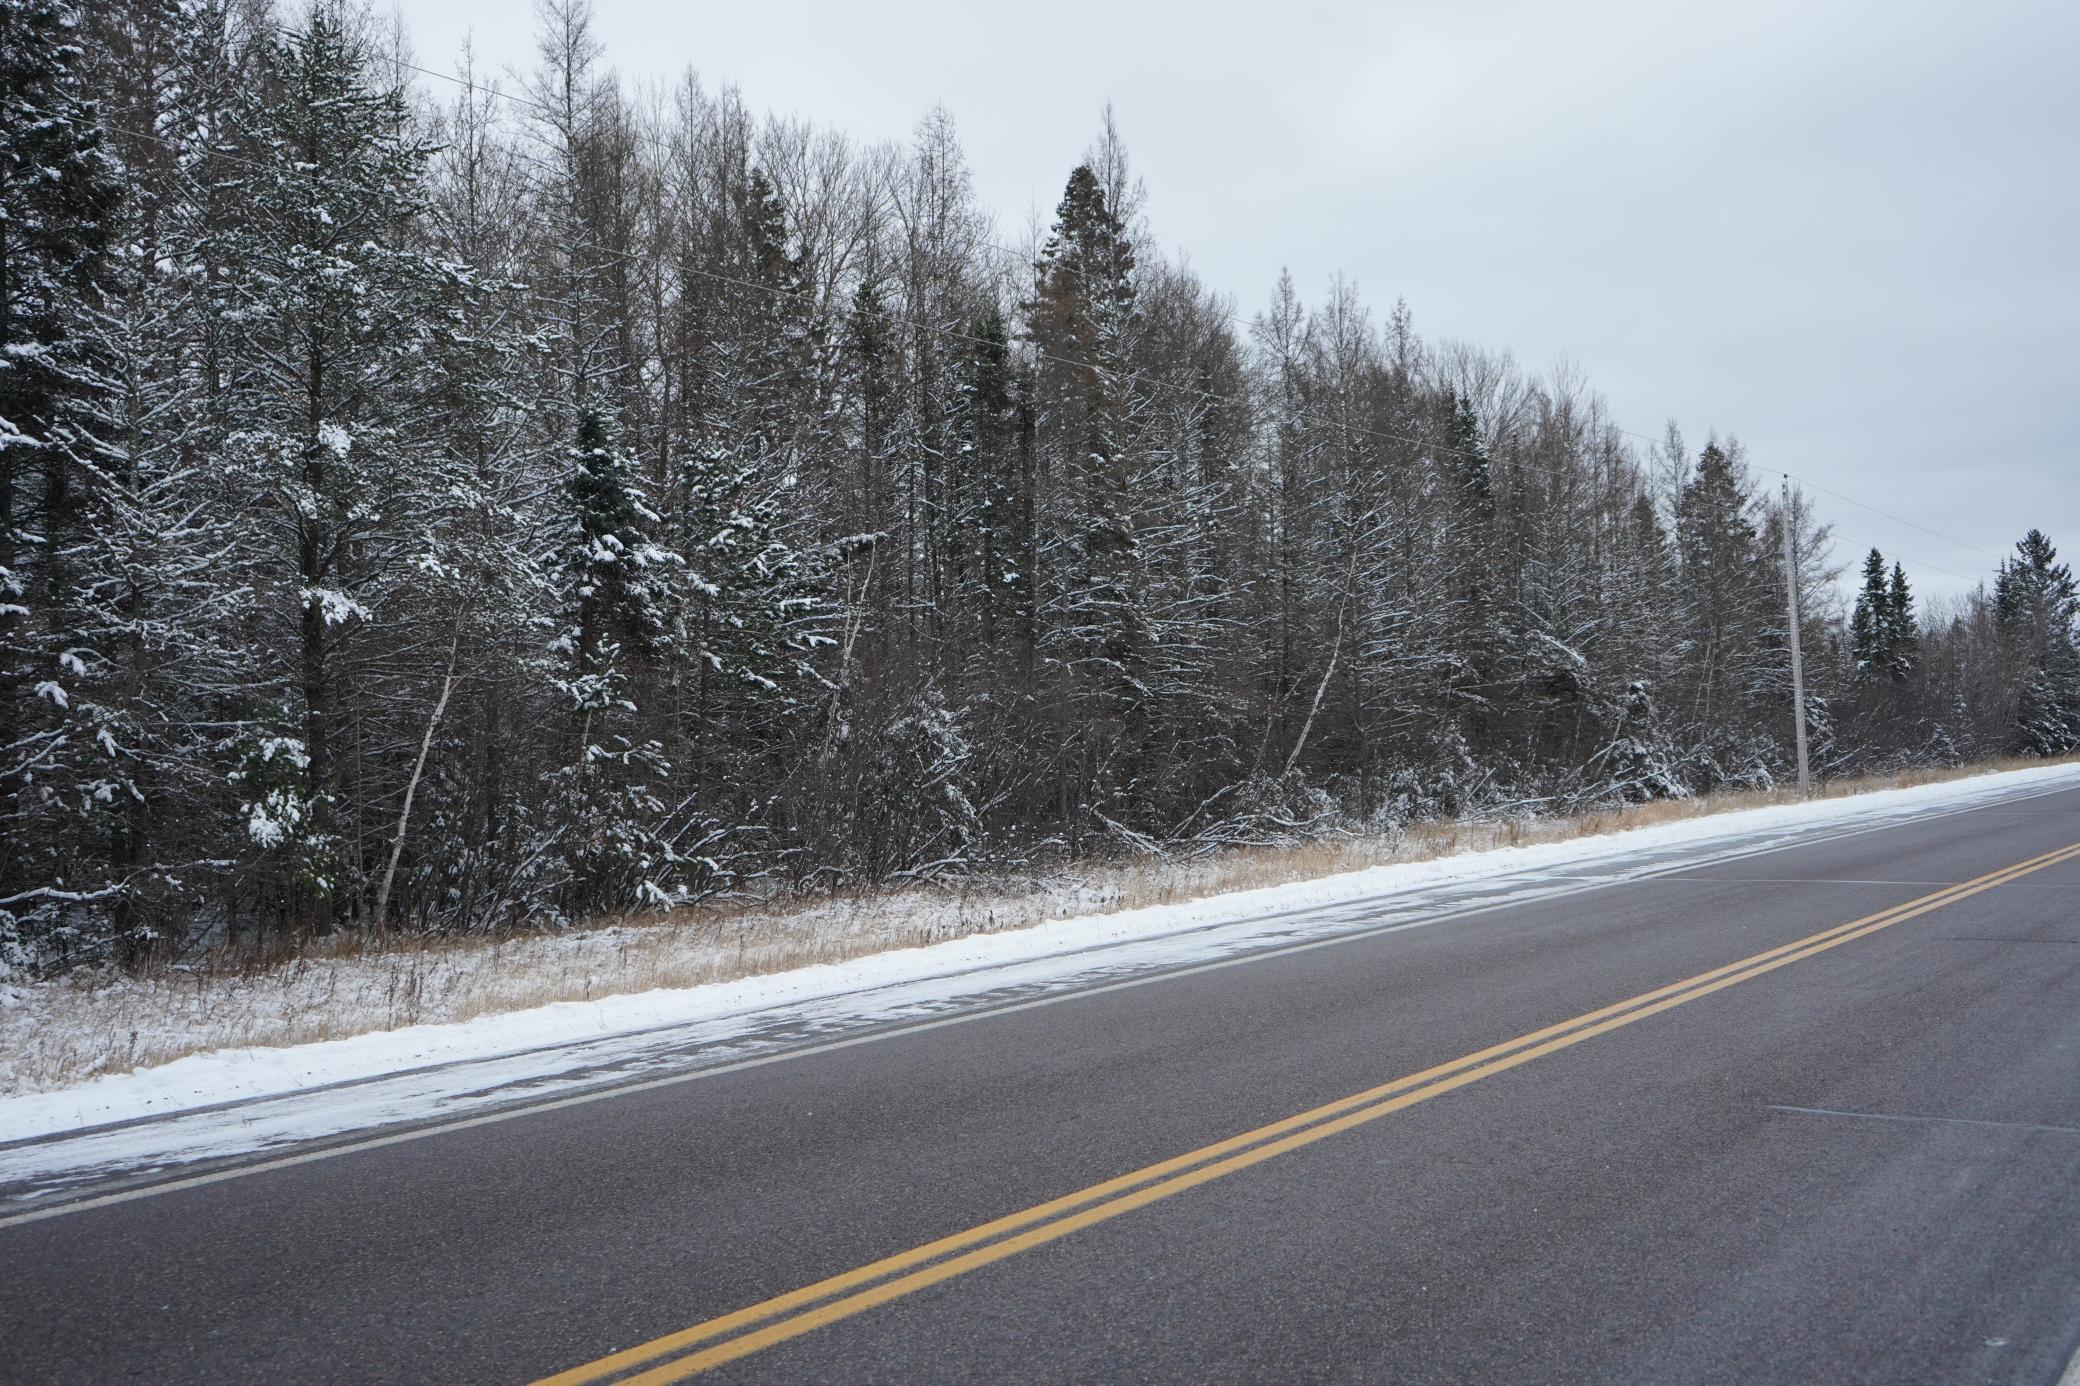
xmin=1765 ymin=1105 xmax=2080 ymax=1137
xmin=3 ymin=774 xmax=2077 ymax=1232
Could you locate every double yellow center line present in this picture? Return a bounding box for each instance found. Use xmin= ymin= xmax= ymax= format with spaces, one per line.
xmin=536 ymin=838 xmax=2080 ymax=1384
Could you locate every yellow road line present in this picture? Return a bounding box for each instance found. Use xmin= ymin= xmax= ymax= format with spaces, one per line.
xmin=537 ymin=839 xmax=2080 ymax=1386
xmin=536 ymin=838 xmax=2080 ymax=1385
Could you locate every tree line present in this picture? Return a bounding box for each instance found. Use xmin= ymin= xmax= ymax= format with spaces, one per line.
xmin=4 ymin=0 xmax=2075 ymax=972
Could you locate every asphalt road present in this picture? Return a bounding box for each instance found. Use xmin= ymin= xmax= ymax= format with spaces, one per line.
xmin=6 ymin=783 xmax=2080 ymax=1384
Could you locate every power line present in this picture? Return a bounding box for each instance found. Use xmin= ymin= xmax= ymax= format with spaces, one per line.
xmin=1827 ymin=540 xmax=1982 ymax=587
xmin=1781 ymin=470 xmax=2005 ymax=563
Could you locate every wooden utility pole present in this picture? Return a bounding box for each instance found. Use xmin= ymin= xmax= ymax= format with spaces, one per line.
xmin=1782 ymin=477 xmax=1811 ymax=796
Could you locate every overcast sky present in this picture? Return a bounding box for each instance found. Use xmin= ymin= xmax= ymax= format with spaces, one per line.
xmin=405 ymin=0 xmax=2077 ymax=603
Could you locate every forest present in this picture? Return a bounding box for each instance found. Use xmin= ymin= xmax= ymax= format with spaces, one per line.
xmin=5 ymin=0 xmax=2078 ymax=974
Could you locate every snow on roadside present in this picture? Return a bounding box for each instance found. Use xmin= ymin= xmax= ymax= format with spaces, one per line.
xmin=5 ymin=762 xmax=2078 ymax=1147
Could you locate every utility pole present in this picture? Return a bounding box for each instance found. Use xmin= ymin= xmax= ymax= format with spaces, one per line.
xmin=1781 ymin=476 xmax=1811 ymax=796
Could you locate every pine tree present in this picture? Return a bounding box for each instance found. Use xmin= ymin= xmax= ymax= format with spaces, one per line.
xmin=59 ymin=0 xmax=264 ymax=960
xmin=212 ymin=9 xmax=468 ymax=930
xmin=0 ymin=0 xmax=125 ymax=968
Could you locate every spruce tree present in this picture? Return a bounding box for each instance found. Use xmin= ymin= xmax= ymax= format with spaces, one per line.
xmin=1994 ymin=530 xmax=2080 ymax=755
xmin=1884 ymin=560 xmax=1917 ymax=679
xmin=1993 ymin=530 xmax=2075 ymax=635
xmin=1671 ymin=441 xmax=1769 ymax=776
xmin=567 ymin=408 xmax=658 ymax=676
xmin=554 ymin=405 xmax=674 ymax=912
xmin=1442 ymin=390 xmax=1500 ymax=746
xmin=1850 ymin=548 xmax=1889 ymax=676
xmin=1027 ymin=158 xmax=1146 ymax=836
xmin=1031 ymin=163 xmax=1141 ymax=654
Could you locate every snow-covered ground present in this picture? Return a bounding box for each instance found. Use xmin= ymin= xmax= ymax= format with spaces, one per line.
xmin=4 ymin=761 xmax=2077 ymax=1216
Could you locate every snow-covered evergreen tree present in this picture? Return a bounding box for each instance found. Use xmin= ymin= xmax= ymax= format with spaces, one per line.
xmin=1671 ymin=440 xmax=1774 ymax=784
xmin=1027 ymin=153 xmax=1149 ymax=837
xmin=211 ymin=7 xmax=475 ymax=930
xmin=1851 ymin=548 xmax=1917 ymax=685
xmin=1995 ymin=530 xmax=2080 ymax=755
xmin=549 ymin=406 xmax=677 ymax=912
xmin=0 ymin=0 xmax=125 ymax=968
xmin=1884 ymin=561 xmax=1917 ymax=677
xmin=1851 ymin=548 xmax=1889 ymax=676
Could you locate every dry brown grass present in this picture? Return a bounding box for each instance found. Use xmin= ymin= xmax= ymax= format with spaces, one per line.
xmin=2 ymin=755 xmax=2066 ymax=1095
